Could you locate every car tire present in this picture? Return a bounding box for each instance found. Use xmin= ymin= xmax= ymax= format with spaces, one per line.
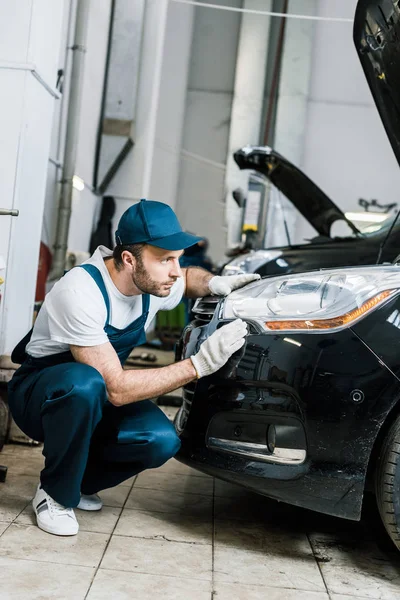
xmin=375 ymin=414 xmax=400 ymax=550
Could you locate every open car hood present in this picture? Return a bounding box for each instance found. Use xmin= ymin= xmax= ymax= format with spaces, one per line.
xmin=234 ymin=146 xmax=361 ymax=238
xmin=354 ymin=0 xmax=400 ymax=167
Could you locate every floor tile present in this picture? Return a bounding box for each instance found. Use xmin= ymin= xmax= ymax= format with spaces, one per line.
xmin=87 ymin=569 xmax=211 ymax=599
xmin=214 ymin=519 xmax=325 ymax=591
xmin=101 ymin=535 xmax=212 ymax=580
xmin=135 ymin=470 xmax=214 ymax=496
xmin=214 ymin=479 xmax=246 ymax=498
xmin=330 ymin=596 xmax=379 ymax=600
xmin=213 ymin=582 xmax=329 ymax=600
xmin=76 ymin=505 xmax=122 ymax=534
xmin=118 ymin=475 xmax=136 ymax=488
xmin=16 ymin=503 xmax=122 ymax=535
xmin=0 ymin=522 xmax=9 ymax=536
xmin=156 ymin=458 xmax=211 ymax=478
xmin=310 ymin=532 xmax=400 ymax=599
xmin=0 ymin=523 xmax=109 ymax=568
xmin=214 ymin=488 xmax=274 ymax=522
xmin=0 ymin=556 xmax=94 ymax=599
xmin=1 ymin=448 xmax=44 ymax=477
xmin=115 ymin=508 xmax=212 ymax=544
xmin=125 ymin=487 xmax=213 ymax=517
xmin=0 ymin=494 xmax=30 ymax=522
xmin=98 ymin=484 xmax=131 ymax=508
xmin=1 ymin=444 xmax=42 ymax=458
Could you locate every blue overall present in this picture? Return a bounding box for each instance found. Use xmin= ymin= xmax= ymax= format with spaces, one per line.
xmin=8 ymin=264 xmax=181 ymax=508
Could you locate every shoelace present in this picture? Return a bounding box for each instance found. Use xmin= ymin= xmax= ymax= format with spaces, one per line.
xmin=47 ymin=496 xmax=74 ymax=518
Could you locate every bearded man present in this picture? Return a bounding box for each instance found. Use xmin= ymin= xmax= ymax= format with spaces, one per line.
xmin=8 ymin=199 xmax=258 ymax=536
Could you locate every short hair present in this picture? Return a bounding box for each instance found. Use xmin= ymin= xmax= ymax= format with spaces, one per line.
xmin=113 ymin=243 xmax=146 ymax=271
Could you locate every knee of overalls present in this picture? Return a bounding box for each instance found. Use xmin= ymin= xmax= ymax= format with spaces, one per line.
xmin=144 ymin=422 xmax=181 ymax=469
xmin=44 ymin=363 xmax=107 ymax=416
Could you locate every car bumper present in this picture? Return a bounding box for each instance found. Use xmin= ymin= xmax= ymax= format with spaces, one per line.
xmin=174 ymin=306 xmax=400 ymax=520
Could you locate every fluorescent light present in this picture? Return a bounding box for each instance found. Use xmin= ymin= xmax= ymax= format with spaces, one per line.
xmin=72 ymin=175 xmax=85 ymax=191
xmin=283 ymin=337 xmax=302 ymax=347
xmin=345 ymin=212 xmax=388 ymax=223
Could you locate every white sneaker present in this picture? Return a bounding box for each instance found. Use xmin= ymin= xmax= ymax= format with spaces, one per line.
xmin=32 ymin=485 xmax=79 ymax=536
xmin=77 ymin=493 xmax=103 ymax=511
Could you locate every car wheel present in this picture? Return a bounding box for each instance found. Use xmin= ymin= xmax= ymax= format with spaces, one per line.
xmin=375 ymin=414 xmax=400 ymax=550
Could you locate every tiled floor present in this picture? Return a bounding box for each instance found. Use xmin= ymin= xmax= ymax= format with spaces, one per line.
xmin=0 ymin=406 xmax=400 ymax=599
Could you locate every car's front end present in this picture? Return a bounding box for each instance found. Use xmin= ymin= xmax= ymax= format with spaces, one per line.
xmin=175 ymin=267 xmax=400 ymax=520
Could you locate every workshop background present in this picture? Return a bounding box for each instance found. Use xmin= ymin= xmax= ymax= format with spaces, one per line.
xmin=2 ymin=0 xmax=400 ymax=357
xmin=1 ymin=1 xmax=400 ymax=599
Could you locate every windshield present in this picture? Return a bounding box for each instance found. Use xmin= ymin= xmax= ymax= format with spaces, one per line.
xmin=265 ymin=182 xmax=358 ymax=247
xmin=359 ymin=214 xmax=398 ymax=236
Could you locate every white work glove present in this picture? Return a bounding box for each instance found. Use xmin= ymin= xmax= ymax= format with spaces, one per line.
xmin=190 ymin=319 xmax=247 ymax=378
xmin=208 ymin=274 xmax=261 ymax=296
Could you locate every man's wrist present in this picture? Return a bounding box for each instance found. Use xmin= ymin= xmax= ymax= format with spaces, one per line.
xmin=186 ymin=357 xmax=200 ymax=380
xmin=207 ymin=275 xmax=218 ymax=295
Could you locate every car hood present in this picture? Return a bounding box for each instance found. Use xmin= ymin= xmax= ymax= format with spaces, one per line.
xmin=234 ymin=146 xmax=361 ymax=238
xmin=354 ymin=0 xmax=400 ymax=167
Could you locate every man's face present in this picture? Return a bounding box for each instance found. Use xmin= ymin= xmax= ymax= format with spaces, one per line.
xmin=131 ymin=245 xmax=184 ymax=297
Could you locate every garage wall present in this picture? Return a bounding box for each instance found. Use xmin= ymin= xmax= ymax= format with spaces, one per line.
xmin=175 ymin=0 xmax=243 ymax=262
xmin=0 ymin=0 xmax=65 ymax=355
xmin=298 ymin=0 xmax=400 ymax=242
xmin=42 ymin=0 xmax=113 ymax=255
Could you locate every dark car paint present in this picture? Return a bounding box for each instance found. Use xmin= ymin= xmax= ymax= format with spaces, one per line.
xmin=176 ymin=295 xmax=400 ymax=520
xmin=174 ymin=0 xmax=400 ymax=522
xmin=253 ymin=227 xmax=400 ymax=277
xmin=354 ymin=0 xmax=400 ymax=169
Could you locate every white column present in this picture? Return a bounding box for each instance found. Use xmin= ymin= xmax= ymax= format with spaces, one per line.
xmin=108 ymin=0 xmax=169 ymax=218
xmin=0 ymin=0 xmax=65 ymax=356
xmin=267 ymin=0 xmax=316 ymax=246
xmin=109 ymin=0 xmax=195 ymax=224
xmin=225 ymin=0 xmax=272 ymax=248
xmin=149 ymin=1 xmax=195 ymax=209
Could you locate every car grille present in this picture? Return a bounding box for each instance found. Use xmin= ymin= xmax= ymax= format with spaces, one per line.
xmin=175 ymin=382 xmax=196 ymax=433
xmin=192 ymin=296 xmax=220 ymax=323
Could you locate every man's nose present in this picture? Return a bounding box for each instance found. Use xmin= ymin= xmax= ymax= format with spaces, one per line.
xmin=170 ymin=259 xmax=182 ymax=278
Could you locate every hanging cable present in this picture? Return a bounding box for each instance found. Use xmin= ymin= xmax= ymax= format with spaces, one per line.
xmin=170 ymin=0 xmax=353 ymax=23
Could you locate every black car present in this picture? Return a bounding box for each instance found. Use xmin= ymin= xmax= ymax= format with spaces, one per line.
xmin=175 ymin=0 xmax=400 ymax=551
xmin=221 ymin=147 xmax=400 ymax=277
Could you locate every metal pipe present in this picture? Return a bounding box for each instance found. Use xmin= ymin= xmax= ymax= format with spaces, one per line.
xmin=49 ymin=0 xmax=91 ymax=280
xmin=92 ymin=0 xmax=116 ymax=192
xmin=0 ymin=209 xmax=19 ymax=217
xmin=0 ymin=62 xmax=61 ymax=99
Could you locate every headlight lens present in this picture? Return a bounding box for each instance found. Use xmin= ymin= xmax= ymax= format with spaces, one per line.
xmin=222 ymin=250 xmax=282 ymax=276
xmin=223 ymin=266 xmax=399 ymax=333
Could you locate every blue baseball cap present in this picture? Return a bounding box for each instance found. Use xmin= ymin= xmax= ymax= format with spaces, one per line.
xmin=115 ymin=199 xmax=202 ymax=250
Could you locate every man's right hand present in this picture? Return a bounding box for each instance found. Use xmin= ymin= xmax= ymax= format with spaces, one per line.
xmin=190 ymin=319 xmax=248 ymax=378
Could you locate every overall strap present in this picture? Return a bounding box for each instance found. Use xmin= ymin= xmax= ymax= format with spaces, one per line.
xmin=78 ymin=264 xmax=111 ymax=325
xmin=141 ymin=293 xmax=150 ymax=314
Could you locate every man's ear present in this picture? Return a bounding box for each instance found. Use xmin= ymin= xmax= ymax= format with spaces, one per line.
xmin=122 ymin=250 xmax=135 ymax=269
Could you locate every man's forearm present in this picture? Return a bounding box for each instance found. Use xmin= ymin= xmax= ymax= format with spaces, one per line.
xmin=184 ymin=267 xmax=213 ymax=298
xmin=110 ymin=358 xmax=197 ymax=406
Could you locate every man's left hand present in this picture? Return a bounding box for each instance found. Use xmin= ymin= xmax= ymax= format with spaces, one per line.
xmin=208 ymin=274 xmax=261 ymax=296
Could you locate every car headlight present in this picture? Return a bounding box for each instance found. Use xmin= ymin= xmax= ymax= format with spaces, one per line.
xmin=223 ymin=266 xmax=399 ymax=333
xmin=222 ymin=250 xmax=282 ymax=276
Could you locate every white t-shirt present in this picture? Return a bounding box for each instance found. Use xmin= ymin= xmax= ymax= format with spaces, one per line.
xmin=26 ymin=246 xmax=185 ymax=358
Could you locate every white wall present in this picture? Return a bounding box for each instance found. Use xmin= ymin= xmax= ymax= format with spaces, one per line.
xmin=175 ymin=0 xmax=242 ymax=262
xmin=107 ymin=0 xmax=195 ymax=232
xmin=0 ymin=0 xmax=65 ymax=355
xmin=299 ymin=0 xmax=400 ymax=241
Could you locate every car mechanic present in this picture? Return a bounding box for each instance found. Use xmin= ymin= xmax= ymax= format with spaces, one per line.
xmin=7 ymin=199 xmax=259 ymax=536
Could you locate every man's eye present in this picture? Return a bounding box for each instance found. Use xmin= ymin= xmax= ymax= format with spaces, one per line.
xmin=161 ymin=259 xmax=169 ymax=264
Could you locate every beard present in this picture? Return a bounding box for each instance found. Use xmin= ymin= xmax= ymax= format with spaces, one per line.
xmin=132 ymin=257 xmax=176 ymax=297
